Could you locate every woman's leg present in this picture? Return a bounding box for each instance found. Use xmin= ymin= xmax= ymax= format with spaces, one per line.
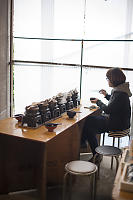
xmin=87 ymin=127 xmax=98 ymax=155
xmin=81 ymin=115 xmax=108 ymax=155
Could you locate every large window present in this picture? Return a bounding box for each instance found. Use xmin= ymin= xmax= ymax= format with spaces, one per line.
xmin=13 ymin=0 xmax=133 ymax=114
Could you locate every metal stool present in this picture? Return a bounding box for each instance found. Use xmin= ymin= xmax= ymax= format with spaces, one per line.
xmin=102 ymin=129 xmax=130 ymax=168
xmin=108 ymin=128 xmax=130 ymax=148
xmin=108 ymin=129 xmax=130 ymax=168
xmin=95 ymin=145 xmax=122 ymax=175
xmin=63 ymin=160 xmax=97 ymax=200
xmin=102 ymin=128 xmax=130 ymax=146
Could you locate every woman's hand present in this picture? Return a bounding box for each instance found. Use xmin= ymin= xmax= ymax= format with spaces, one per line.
xmin=90 ymin=98 xmax=99 ymax=104
xmin=99 ymin=89 xmax=107 ymax=97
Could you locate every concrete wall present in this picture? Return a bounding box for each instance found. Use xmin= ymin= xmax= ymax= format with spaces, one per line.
xmin=0 ymin=0 xmax=10 ymax=119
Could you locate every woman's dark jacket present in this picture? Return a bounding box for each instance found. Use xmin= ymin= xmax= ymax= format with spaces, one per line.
xmin=96 ymin=82 xmax=132 ymax=131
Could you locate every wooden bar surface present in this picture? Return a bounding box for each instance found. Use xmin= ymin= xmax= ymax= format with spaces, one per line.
xmin=0 ymin=104 xmax=100 ymax=143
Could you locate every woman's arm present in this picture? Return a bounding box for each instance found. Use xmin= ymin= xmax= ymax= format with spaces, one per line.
xmin=99 ymin=89 xmax=110 ymax=101
xmin=96 ymin=92 xmax=126 ymax=114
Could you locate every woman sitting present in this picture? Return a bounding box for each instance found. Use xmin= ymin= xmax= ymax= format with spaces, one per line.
xmin=81 ymin=67 xmax=132 ymax=161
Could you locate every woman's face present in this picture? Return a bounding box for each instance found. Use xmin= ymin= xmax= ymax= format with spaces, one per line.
xmin=106 ymin=78 xmax=113 ymax=87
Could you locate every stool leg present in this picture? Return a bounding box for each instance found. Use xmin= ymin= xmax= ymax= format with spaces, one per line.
xmin=102 ymin=133 xmax=105 ymax=146
xmin=128 ymin=134 xmax=130 ymax=141
xmin=96 ymin=162 xmax=100 ymax=179
xmin=63 ymin=172 xmax=69 ymax=200
xmin=68 ymin=175 xmax=72 ymax=200
xmin=114 ymin=156 xmax=119 ymax=173
xmin=118 ymin=138 xmax=120 ymax=148
xmin=91 ymin=173 xmax=97 ymax=200
xmin=112 ymin=137 xmax=115 ymax=146
xmin=93 ymin=153 xmax=100 ymax=178
xmin=111 ymin=137 xmax=115 ymax=169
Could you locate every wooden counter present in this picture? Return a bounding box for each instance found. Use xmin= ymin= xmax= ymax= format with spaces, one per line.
xmin=112 ymin=148 xmax=133 ymax=200
xmin=0 ymin=104 xmax=101 ymax=199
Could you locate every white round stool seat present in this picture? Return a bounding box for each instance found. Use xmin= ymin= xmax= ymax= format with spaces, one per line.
xmin=65 ymin=160 xmax=97 ymax=175
xmin=63 ymin=160 xmax=98 ymax=200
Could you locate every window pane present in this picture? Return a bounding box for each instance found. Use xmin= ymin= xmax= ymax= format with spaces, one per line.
xmin=14 ymin=0 xmax=84 ymax=39
xmin=53 ymin=0 xmax=84 ymax=39
xmin=83 ymin=41 xmax=133 ymax=68
xmin=14 ymin=64 xmax=80 ymax=114
xmin=81 ymin=67 xmax=110 ymax=103
xmin=81 ymin=67 xmax=133 ymax=103
xmin=14 ymin=38 xmax=42 ymax=61
xmin=14 ymin=38 xmax=81 ymax=64
xmin=84 ymin=0 xmax=133 ymax=40
xmin=14 ymin=0 xmax=133 ymax=40
xmin=14 ymin=0 xmax=42 ymax=37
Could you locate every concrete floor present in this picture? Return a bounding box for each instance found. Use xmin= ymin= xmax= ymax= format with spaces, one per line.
xmin=0 ymin=155 xmax=116 ymax=200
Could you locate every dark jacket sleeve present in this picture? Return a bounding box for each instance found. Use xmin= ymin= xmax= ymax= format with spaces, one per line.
xmin=96 ymin=92 xmax=126 ymax=114
xmin=105 ymin=94 xmax=111 ymax=101
xmin=96 ymin=91 xmax=131 ymax=130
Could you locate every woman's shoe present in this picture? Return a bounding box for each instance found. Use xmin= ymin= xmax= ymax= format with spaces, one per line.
xmin=93 ymin=154 xmax=103 ymax=165
xmin=89 ymin=154 xmax=103 ymax=164
xmin=88 ymin=156 xmax=94 ymax=163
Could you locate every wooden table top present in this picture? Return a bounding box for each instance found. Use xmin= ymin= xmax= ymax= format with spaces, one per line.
xmin=0 ymin=104 xmax=99 ymax=143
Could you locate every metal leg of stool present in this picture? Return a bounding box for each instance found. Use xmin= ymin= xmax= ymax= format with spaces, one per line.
xmin=111 ymin=137 xmax=115 ymax=169
xmin=93 ymin=153 xmax=100 ymax=178
xmin=114 ymin=155 xmax=119 ymax=173
xmin=102 ymin=133 xmax=105 ymax=146
xmin=93 ymin=153 xmax=97 ymax=163
xmin=128 ymin=134 xmax=130 ymax=141
xmin=89 ymin=173 xmax=95 ymax=200
xmin=63 ymin=172 xmax=68 ymax=200
xmin=97 ymin=163 xmax=101 ymax=179
xmin=118 ymin=138 xmax=120 ymax=148
xmin=91 ymin=173 xmax=97 ymax=200
xmin=68 ymin=174 xmax=72 ymax=200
